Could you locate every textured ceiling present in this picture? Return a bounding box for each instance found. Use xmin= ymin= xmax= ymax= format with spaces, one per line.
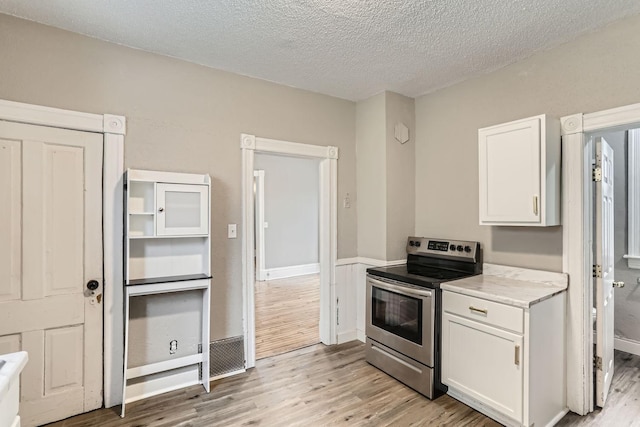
xmin=1 ymin=1 xmax=640 ymax=101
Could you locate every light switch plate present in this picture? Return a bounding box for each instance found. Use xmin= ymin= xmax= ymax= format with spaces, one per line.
xmin=228 ymin=224 xmax=237 ymax=238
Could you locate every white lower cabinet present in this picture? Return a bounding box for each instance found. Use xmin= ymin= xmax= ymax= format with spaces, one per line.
xmin=442 ymin=290 xmax=566 ymax=427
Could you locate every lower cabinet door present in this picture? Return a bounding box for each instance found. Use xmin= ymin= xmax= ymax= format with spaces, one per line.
xmin=442 ymin=312 xmax=524 ymax=422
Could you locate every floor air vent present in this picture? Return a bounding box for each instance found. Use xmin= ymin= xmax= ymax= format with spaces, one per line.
xmin=209 ymin=336 xmax=245 ymax=378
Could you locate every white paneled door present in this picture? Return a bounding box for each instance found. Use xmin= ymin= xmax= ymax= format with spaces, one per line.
xmin=595 ymin=137 xmax=615 ymax=408
xmin=0 ymin=121 xmax=103 ymax=426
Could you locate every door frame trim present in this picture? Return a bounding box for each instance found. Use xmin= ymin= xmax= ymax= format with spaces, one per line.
xmin=561 ymin=102 xmax=640 ymax=415
xmin=241 ymin=134 xmax=338 ymax=368
xmin=253 ymin=170 xmax=267 ymax=281
xmin=0 ymin=99 xmax=126 ymax=409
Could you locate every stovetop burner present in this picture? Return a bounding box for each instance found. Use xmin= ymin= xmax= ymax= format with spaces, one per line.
xmin=367 ymin=236 xmax=482 ymax=288
xmin=367 ymin=264 xmax=475 ymax=288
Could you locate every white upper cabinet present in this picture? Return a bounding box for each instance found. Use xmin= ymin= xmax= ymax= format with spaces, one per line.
xmin=156 ymin=183 xmax=209 ymax=236
xmin=125 ymin=169 xmax=211 ymax=282
xmin=478 ymin=114 xmax=560 ymax=226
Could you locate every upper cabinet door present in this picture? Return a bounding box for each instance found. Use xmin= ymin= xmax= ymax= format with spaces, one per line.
xmin=478 ymin=114 xmax=560 ymax=226
xmin=156 ymin=183 xmax=209 ymax=236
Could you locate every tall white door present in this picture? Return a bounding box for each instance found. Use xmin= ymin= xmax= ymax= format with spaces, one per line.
xmin=0 ymin=121 xmax=103 ymax=426
xmin=595 ymin=136 xmax=615 ymax=408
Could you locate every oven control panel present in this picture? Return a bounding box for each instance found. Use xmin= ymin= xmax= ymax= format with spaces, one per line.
xmin=406 ymin=236 xmax=480 ymax=260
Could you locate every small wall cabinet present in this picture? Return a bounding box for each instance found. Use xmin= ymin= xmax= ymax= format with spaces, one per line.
xmin=478 ymin=114 xmax=560 ymax=226
xmin=442 ymin=290 xmax=566 ymax=427
xmin=121 ymin=169 xmax=211 ymax=417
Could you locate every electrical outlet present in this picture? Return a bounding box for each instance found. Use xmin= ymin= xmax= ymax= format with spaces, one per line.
xmin=343 ymin=193 xmax=351 ymax=209
xmin=228 ymin=224 xmax=237 ymax=239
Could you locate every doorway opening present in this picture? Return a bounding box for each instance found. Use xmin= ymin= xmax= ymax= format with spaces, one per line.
xmin=253 ymin=153 xmax=321 ymax=359
xmin=587 ymin=127 xmax=640 ymax=407
xmin=562 ymin=103 xmax=640 ymax=416
xmin=240 ymin=134 xmax=338 ymax=369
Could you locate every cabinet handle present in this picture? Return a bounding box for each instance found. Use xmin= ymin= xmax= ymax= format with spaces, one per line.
xmin=158 ymin=207 xmax=164 ymax=212
xmin=515 ymin=345 xmax=520 ymax=366
xmin=469 ymin=306 xmax=488 ymax=315
xmin=533 ymin=196 xmax=538 ymax=216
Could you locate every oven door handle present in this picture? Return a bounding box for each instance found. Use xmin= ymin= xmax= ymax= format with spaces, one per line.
xmin=368 ymin=277 xmax=433 ymax=298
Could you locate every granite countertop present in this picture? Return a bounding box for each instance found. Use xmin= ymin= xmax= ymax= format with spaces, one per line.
xmin=441 ymin=263 xmax=568 ymax=308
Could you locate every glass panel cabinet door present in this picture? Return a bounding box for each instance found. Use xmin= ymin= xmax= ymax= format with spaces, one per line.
xmin=156 ymin=183 xmax=209 ymax=235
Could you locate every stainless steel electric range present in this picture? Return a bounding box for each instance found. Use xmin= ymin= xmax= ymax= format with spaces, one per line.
xmin=365 ymin=236 xmax=482 ymax=399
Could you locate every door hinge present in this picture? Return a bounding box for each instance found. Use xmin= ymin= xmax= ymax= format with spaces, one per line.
xmin=198 ymin=343 xmax=203 ymax=353
xmin=336 ymin=297 xmax=340 ymax=326
xmin=594 ymin=355 xmax=603 ymax=371
xmin=593 ymin=264 xmax=602 ymax=278
xmin=593 ymin=167 xmax=602 ymax=182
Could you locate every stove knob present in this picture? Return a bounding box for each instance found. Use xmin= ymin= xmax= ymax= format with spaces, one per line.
xmin=464 ymin=245 xmax=472 ymax=252
xmin=415 ymin=241 xmax=421 ymax=247
xmin=409 ymin=241 xmax=415 ymax=246
xmin=449 ymin=244 xmax=455 ymax=251
xmin=456 ymin=245 xmax=464 ymax=252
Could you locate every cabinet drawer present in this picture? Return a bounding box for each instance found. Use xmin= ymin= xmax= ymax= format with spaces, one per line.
xmin=443 ymin=291 xmax=523 ymax=333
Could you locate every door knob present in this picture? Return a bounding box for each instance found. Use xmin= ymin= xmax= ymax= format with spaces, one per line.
xmin=87 ymin=280 xmax=100 ymax=291
xmin=613 ymin=281 xmax=625 ymax=288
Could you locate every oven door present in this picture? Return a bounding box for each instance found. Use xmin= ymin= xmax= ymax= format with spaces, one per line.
xmin=366 ymin=276 xmax=434 ymax=366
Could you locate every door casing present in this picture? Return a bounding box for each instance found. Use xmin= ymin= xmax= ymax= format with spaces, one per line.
xmin=0 ymin=99 xmax=126 ymax=409
xmin=241 ymin=134 xmax=338 ymax=369
xmin=561 ymin=103 xmax=640 ymax=415
xmin=253 ymin=170 xmax=267 ymax=282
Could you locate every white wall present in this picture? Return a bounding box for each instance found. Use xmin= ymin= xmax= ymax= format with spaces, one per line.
xmin=356 ymin=93 xmax=387 ymax=260
xmin=415 ymin=13 xmax=640 ymax=272
xmin=385 ymin=92 xmax=415 ymax=260
xmin=356 ymin=91 xmax=415 ymax=261
xmin=254 ymin=153 xmax=319 ymax=271
xmin=0 ymin=13 xmax=357 ymax=341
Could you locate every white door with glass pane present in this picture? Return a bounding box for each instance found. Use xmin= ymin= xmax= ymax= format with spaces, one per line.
xmin=156 ymin=183 xmax=209 ymax=236
xmin=0 ymin=121 xmax=103 ymax=426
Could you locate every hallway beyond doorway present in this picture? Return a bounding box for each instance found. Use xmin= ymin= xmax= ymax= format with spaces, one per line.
xmin=255 ymin=274 xmax=320 ymax=359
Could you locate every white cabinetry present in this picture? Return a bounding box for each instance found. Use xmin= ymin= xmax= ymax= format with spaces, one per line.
xmin=121 ymin=169 xmax=211 ymax=417
xmin=442 ymin=290 xmax=566 ymax=427
xmin=478 ymin=114 xmax=560 ymax=226
xmin=156 ymin=183 xmax=209 ymax=236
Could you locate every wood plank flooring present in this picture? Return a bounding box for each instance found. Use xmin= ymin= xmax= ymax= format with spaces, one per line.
xmin=557 ymin=349 xmax=640 ymax=426
xmin=46 ymin=341 xmax=498 ymax=427
xmin=46 ymin=343 xmax=640 ymax=427
xmin=254 ymin=274 xmax=320 ymax=360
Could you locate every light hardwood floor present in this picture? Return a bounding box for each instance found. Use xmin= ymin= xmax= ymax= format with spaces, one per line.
xmin=46 ymin=343 xmax=640 ymax=426
xmin=557 ymin=349 xmax=640 ymax=426
xmin=255 ymin=274 xmax=320 ymax=360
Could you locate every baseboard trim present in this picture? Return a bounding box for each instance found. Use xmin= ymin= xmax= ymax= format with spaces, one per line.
xmin=337 ymin=330 xmax=358 ymax=344
xmin=124 ymin=368 xmax=199 ymax=404
xmin=548 ymin=408 xmax=570 ymax=426
xmin=209 ymin=368 xmax=246 ymax=382
xmin=264 ymin=263 xmax=320 ymax=280
xmin=357 ymin=330 xmax=366 ymax=343
xmin=614 ymin=336 xmax=640 ymax=356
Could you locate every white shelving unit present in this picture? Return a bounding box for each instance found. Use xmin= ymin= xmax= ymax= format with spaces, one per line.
xmin=121 ymin=169 xmax=211 ymax=417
